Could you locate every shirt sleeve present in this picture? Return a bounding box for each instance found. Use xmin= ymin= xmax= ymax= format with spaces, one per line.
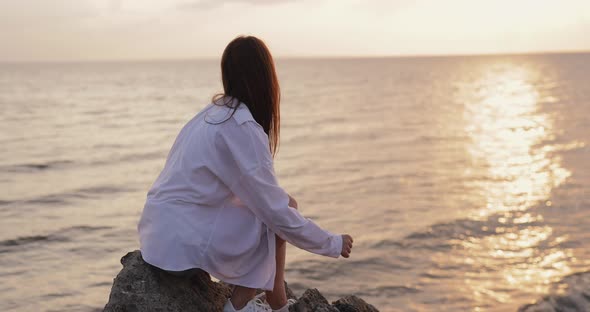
xmin=215 ymin=119 xmax=342 ymax=258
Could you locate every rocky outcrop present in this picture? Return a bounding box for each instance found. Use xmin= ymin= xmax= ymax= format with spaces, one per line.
xmin=517 ymin=291 xmax=590 ymax=312
xmin=103 ymin=250 xmax=379 ymax=312
xmin=288 ymin=288 xmax=378 ymax=312
xmin=517 ymin=271 xmax=590 ymax=312
xmin=103 ymin=250 xmax=230 ymax=311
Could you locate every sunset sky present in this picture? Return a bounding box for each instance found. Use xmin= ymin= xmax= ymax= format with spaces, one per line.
xmin=1 ymin=0 xmax=589 ymax=62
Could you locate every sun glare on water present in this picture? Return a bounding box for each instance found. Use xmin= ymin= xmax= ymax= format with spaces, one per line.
xmin=454 ymin=62 xmax=581 ymax=306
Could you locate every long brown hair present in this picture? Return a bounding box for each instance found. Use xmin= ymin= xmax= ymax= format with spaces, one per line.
xmin=212 ymin=35 xmax=281 ymax=156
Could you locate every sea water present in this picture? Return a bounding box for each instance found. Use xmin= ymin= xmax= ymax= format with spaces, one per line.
xmin=0 ymin=54 xmax=589 ymax=311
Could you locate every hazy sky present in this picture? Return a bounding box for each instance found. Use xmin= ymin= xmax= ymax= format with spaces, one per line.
xmin=1 ymin=0 xmax=589 ymax=61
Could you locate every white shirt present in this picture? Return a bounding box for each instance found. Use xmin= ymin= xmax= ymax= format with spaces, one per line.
xmin=138 ymin=98 xmax=342 ymax=290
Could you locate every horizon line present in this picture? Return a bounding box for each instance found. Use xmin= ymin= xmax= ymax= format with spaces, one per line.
xmin=1 ymin=49 xmax=589 ymax=64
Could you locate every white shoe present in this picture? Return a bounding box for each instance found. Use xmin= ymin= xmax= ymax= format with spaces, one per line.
xmin=223 ymin=294 xmax=271 ymax=312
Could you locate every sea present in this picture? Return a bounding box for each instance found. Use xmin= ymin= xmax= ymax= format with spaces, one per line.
xmin=0 ymin=53 xmax=589 ymax=312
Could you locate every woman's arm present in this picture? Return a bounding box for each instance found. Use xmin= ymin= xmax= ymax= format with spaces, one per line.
xmin=215 ymin=120 xmax=345 ymax=258
xmin=286 ymin=194 xmax=353 ymax=258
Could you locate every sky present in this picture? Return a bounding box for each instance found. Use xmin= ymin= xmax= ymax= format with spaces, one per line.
xmin=1 ymin=0 xmax=589 ymax=62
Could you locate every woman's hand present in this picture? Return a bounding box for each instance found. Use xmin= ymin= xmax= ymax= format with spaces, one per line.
xmin=288 ymin=194 xmax=298 ymax=209
xmin=341 ymin=234 xmax=354 ymax=258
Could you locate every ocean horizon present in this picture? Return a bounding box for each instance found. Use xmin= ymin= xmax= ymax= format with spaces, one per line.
xmin=2 ymin=50 xmax=589 ymax=65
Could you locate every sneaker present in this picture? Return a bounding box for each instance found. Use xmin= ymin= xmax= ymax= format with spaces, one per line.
xmin=223 ymin=294 xmax=271 ymax=312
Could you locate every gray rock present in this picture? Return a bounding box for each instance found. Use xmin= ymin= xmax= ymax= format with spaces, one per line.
xmin=517 ymin=271 xmax=590 ymax=312
xmin=103 ymin=250 xmax=231 ymax=312
xmin=332 ymin=296 xmax=379 ymax=312
xmin=517 ymin=293 xmax=590 ymax=312
xmin=289 ymin=289 xmax=338 ymax=312
xmin=103 ymin=250 xmax=379 ymax=312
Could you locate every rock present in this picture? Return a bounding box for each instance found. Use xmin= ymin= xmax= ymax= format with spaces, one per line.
xmin=518 ymin=294 xmax=590 ymax=312
xmin=332 ymin=296 xmax=379 ymax=312
xmin=517 ymin=271 xmax=590 ymax=312
xmin=103 ymin=250 xmax=231 ymax=311
xmin=289 ymin=289 xmax=338 ymax=312
xmin=103 ymin=250 xmax=379 ymax=312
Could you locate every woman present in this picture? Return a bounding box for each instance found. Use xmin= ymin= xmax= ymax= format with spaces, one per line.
xmin=138 ymin=36 xmax=354 ymax=312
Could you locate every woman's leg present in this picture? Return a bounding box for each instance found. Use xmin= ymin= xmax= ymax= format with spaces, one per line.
xmin=230 ymin=238 xmax=288 ymax=310
xmin=232 ymin=196 xmax=297 ymax=310
xmin=265 ymin=196 xmax=297 ymax=309
xmin=265 ymin=235 xmax=288 ymax=309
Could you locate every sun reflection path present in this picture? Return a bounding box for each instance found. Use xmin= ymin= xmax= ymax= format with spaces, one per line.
xmin=464 ymin=67 xmax=571 ymax=216
xmin=460 ymin=63 xmax=575 ymax=306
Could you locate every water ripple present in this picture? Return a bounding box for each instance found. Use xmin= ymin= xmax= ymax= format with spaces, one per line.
xmin=0 ymin=225 xmax=113 ymax=252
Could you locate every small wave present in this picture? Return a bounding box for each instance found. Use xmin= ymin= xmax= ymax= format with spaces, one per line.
xmin=75 ymin=186 xmax=129 ymax=196
xmin=0 ymin=225 xmax=113 ymax=251
xmin=0 ymin=151 xmax=164 ymax=176
xmin=83 ymin=109 xmax=110 ymax=116
xmin=404 ymin=218 xmax=498 ymax=241
xmin=118 ymin=151 xmax=165 ymax=163
xmin=86 ymin=150 xmax=165 ymax=167
xmin=356 ymin=285 xmax=421 ymax=297
xmin=518 ymin=271 xmax=590 ymax=312
xmin=414 ymin=134 xmax=470 ymax=143
xmin=372 ymin=211 xmax=547 ymax=252
xmin=25 ymin=195 xmax=69 ymax=205
xmin=1 ymin=185 xmax=133 ymax=208
xmin=408 ymin=212 xmax=544 ymax=240
xmin=419 ymin=271 xmax=455 ymax=280
xmin=47 ymin=304 xmax=103 ymax=312
xmin=0 ymin=160 xmax=74 ymax=173
xmin=56 ymin=225 xmax=113 ymax=235
xmin=87 ymin=281 xmax=114 ymax=288
xmin=42 ymin=292 xmax=76 ymax=299
xmin=0 ymin=235 xmax=55 ymax=247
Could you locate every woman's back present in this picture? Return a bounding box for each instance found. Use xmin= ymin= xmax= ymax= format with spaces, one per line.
xmin=146 ymin=101 xmax=237 ymax=209
xmin=139 ymin=99 xmax=275 ymax=272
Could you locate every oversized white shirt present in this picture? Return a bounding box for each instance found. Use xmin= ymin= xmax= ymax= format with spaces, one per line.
xmin=138 ymin=98 xmax=342 ymax=290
